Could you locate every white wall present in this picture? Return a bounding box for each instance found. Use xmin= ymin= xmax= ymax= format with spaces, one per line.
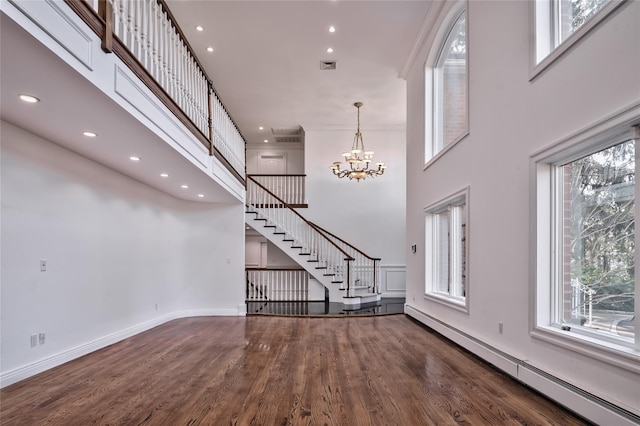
xmin=304 ymin=128 xmax=406 ymax=264
xmin=245 ymin=235 xmax=297 ymax=268
xmin=304 ymin=127 xmax=407 ymax=296
xmin=245 ymin=234 xmax=265 ymax=267
xmin=405 ymin=0 xmax=639 ymax=419
xmin=1 ymin=121 xmax=246 ymax=384
xmin=246 ymin=145 xmax=305 ymax=175
xmin=266 ymin=242 xmax=299 ymax=268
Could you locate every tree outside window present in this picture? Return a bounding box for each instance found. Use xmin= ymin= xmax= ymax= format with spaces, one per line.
xmin=557 ymin=0 xmax=611 ymax=43
xmin=561 ymin=139 xmax=635 ymax=340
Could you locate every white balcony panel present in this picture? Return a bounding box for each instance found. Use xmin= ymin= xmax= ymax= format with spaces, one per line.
xmin=7 ymin=0 xmax=93 ymax=69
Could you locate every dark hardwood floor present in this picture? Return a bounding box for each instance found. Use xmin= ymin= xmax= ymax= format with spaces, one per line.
xmin=0 ymin=315 xmax=590 ymax=425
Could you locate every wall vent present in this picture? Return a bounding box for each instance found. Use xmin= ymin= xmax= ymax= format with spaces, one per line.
xmin=320 ymin=61 xmax=336 ymax=70
xmin=271 ymin=126 xmax=305 ymax=144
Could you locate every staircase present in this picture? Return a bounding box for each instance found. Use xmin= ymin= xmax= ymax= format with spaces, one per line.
xmin=246 ymin=176 xmax=381 ymax=308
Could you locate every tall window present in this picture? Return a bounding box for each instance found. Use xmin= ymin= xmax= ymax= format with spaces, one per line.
xmin=556 ymin=0 xmax=611 ymax=43
xmin=558 ymin=140 xmax=635 ymax=342
xmin=534 ymin=121 xmax=639 ymax=363
xmin=425 ymin=189 xmax=468 ymax=310
xmin=534 ymin=0 xmax=620 ymax=68
xmin=425 ymin=5 xmax=468 ymax=163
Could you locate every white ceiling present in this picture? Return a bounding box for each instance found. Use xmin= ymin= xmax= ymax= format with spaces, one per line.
xmin=0 ymin=13 xmax=239 ymax=203
xmin=1 ymin=1 xmax=430 ymax=203
xmin=165 ymin=0 xmax=430 ymax=145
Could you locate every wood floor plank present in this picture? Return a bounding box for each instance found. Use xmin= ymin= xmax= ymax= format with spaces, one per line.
xmin=0 ymin=315 xmax=591 ymax=425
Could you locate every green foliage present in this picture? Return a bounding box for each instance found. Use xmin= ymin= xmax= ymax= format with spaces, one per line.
xmin=568 ymin=139 xmax=635 ymax=313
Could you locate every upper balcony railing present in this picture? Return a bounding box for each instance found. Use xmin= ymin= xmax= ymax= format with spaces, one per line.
xmin=67 ymin=0 xmax=246 ymax=182
xmin=248 ymin=174 xmax=307 ymax=207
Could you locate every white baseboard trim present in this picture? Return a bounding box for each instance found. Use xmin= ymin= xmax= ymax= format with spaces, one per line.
xmin=380 ymin=292 xmax=406 ymax=299
xmin=0 ymin=307 xmax=245 ymax=389
xmin=177 ymin=307 xmax=246 ymax=318
xmin=405 ymin=304 xmax=639 ymax=425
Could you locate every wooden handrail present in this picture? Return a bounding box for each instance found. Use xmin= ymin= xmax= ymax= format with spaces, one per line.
xmin=309 ymin=221 xmax=380 ymax=262
xmin=246 ymin=267 xmax=306 ymax=271
xmin=248 ymin=174 xmax=306 ymax=206
xmin=155 ymin=0 xmax=246 ymax=143
xmin=248 ymin=174 xmax=307 ymax=178
xmin=64 ymin=0 xmax=246 ymax=183
xmin=247 ymin=176 xmax=354 ymax=261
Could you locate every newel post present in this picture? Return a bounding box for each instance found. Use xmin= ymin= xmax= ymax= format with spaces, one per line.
xmin=374 ymin=259 xmax=379 ymax=294
xmin=98 ymin=0 xmax=113 ymax=53
xmin=207 ymin=80 xmax=214 ymax=156
xmin=346 ymin=259 xmax=353 ymax=297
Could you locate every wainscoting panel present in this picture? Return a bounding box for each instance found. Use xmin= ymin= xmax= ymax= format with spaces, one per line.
xmin=8 ymin=0 xmax=93 ymax=69
xmin=114 ymin=65 xmax=210 ymax=169
xmin=380 ymin=265 xmax=406 ymax=298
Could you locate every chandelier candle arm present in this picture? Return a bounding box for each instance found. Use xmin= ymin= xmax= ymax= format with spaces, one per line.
xmin=330 ymin=102 xmax=387 ymax=181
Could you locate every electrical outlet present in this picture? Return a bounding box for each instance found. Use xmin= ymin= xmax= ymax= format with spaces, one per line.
xmin=30 ymin=334 xmax=38 ymax=347
xmin=39 ymin=333 xmax=46 ymax=345
xmin=498 ymin=322 xmax=504 ymax=334
xmin=155 ymin=303 xmax=158 ymax=311
xmin=40 ymin=259 xmax=47 ymax=272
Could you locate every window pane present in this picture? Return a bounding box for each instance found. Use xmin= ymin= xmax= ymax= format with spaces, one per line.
xmin=558 ymin=0 xmax=610 ymax=42
xmin=458 ymin=206 xmax=467 ymax=298
xmin=562 ymin=139 xmax=635 ymax=340
xmin=434 ymin=11 xmax=467 ymax=152
xmin=436 ymin=211 xmax=450 ymax=294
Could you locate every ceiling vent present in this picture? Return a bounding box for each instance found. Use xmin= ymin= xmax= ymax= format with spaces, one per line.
xmin=320 ymin=61 xmax=337 ymax=70
xmin=271 ymin=126 xmax=305 ymax=144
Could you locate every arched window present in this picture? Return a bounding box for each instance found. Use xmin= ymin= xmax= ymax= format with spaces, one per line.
xmin=425 ymin=6 xmax=468 ymax=163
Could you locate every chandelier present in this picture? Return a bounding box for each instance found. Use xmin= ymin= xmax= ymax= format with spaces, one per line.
xmin=330 ymin=102 xmax=386 ymax=181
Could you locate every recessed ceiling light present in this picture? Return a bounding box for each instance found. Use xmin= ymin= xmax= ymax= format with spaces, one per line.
xmin=263 ymin=139 xmax=268 ymax=143
xmin=160 ymin=173 xmax=169 ymax=178
xmin=19 ymin=94 xmax=40 ymax=103
xmin=129 ymin=156 xmax=141 ymax=161
xmin=258 ymin=126 xmax=264 ymax=130
xmin=197 ymin=194 xmax=204 ymax=198
xmin=207 ymin=47 xmax=214 ymax=52
xmin=83 ymin=131 xmax=97 ymax=138
xmin=329 ymin=26 xmax=336 ymax=33
xmin=327 ymin=47 xmax=334 ymax=53
xmin=196 ymin=25 xmax=204 ymax=31
xmin=181 ymin=184 xmax=189 ymax=189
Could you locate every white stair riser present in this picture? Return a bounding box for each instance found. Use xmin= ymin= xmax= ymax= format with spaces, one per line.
xmin=246 ymin=212 xmax=378 ymax=306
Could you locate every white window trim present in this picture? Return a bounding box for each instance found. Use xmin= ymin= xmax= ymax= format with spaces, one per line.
xmin=425 ymin=186 xmax=470 ymax=313
xmin=424 ymin=0 xmax=469 ymax=168
xmin=530 ymin=0 xmax=628 ymax=80
xmin=531 ymin=100 xmax=640 ymax=373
